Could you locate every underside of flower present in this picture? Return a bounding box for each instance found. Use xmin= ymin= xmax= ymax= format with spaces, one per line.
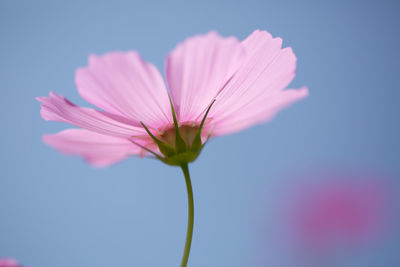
xmin=159 ymin=125 xmax=199 ymax=149
xmin=134 ymin=99 xmax=215 ymax=166
xmin=37 ymin=29 xmax=309 ymax=267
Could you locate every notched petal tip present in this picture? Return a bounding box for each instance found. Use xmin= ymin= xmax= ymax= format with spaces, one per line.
xmin=37 ymin=92 xmax=59 ymax=121
xmin=36 ymin=91 xmax=56 ymax=103
xmin=298 ymin=86 xmax=309 ymax=97
xmin=247 ymin=29 xmax=273 ymax=41
xmin=287 ymin=86 xmax=309 ymax=101
xmin=170 ymin=30 xmax=241 ymax=52
xmin=35 ymin=96 xmax=46 ymax=102
xmin=87 ymin=50 xmax=141 ymax=65
xmin=204 ymin=30 xmax=241 ymax=43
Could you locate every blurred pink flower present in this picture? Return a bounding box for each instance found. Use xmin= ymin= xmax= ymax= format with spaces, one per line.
xmin=0 ymin=259 xmax=21 ymax=267
xmin=37 ymin=30 xmax=307 ymax=167
xmin=286 ymin=171 xmax=394 ymax=252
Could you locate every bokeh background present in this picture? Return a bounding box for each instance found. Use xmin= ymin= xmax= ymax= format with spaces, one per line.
xmin=1 ymin=0 xmax=399 ymax=266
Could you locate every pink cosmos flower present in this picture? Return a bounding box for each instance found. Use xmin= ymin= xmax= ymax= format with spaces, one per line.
xmin=38 ymin=29 xmax=308 ymax=267
xmin=37 ymin=30 xmax=308 ymax=167
xmin=255 ymin=170 xmax=398 ymax=267
xmin=0 ymin=259 xmax=21 ymax=267
xmin=282 ymin=171 xmax=396 ymax=261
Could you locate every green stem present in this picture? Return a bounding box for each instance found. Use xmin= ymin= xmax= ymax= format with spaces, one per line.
xmin=180 ymin=163 xmax=194 ymax=267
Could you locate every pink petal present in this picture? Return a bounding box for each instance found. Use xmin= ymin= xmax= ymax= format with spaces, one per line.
xmin=166 ymin=31 xmax=245 ymax=123
xmin=76 ymin=51 xmax=172 ymax=129
xmin=214 ymin=87 xmax=308 ymax=135
xmin=43 ymin=129 xmax=146 ymax=167
xmin=210 ymin=30 xmax=308 ymax=135
xmin=37 ymin=92 xmax=146 ymax=138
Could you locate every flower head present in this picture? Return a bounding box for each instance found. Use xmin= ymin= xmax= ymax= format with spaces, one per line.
xmin=38 ymin=30 xmax=308 ymax=167
xmin=284 ymin=171 xmax=395 ymax=252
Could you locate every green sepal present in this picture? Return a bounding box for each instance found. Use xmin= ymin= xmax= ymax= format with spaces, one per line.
xmin=140 ymin=122 xmax=176 ymax=157
xmin=191 ymin=99 xmax=215 ymax=153
xmin=129 ymin=139 xmax=162 ymax=158
xmin=168 ymin=96 xmax=187 ymax=153
xmin=200 ymin=124 xmax=214 ymax=149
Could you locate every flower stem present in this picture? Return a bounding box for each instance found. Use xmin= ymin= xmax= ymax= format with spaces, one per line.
xmin=180 ymin=163 xmax=194 ymax=267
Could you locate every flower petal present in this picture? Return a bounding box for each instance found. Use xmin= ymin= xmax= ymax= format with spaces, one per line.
xmin=166 ymin=31 xmax=245 ymax=123
xmin=213 ymin=87 xmax=308 ymax=135
xmin=210 ymin=30 xmax=308 ymax=135
xmin=37 ymin=92 xmax=146 ymax=138
xmin=43 ymin=129 xmax=145 ymax=167
xmin=76 ymin=51 xmax=172 ymax=129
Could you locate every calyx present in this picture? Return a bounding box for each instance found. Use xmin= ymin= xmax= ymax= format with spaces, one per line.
xmin=140 ymin=98 xmax=215 ymax=166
